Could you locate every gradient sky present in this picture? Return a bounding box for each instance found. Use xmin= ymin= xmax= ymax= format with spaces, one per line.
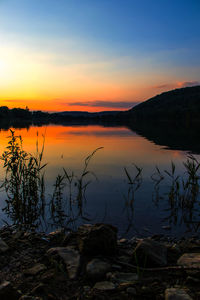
xmin=0 ymin=0 xmax=200 ymax=112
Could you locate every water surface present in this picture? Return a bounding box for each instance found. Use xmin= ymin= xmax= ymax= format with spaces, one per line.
xmin=0 ymin=124 xmax=199 ymax=238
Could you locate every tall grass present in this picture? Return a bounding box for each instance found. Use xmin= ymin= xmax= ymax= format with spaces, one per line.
xmin=49 ymin=147 xmax=103 ymax=229
xmin=0 ymin=130 xmax=46 ymax=229
xmin=153 ymin=155 xmax=200 ymax=230
xmin=123 ymin=164 xmax=142 ymax=234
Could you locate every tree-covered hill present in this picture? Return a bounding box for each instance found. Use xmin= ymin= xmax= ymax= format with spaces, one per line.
xmin=126 ymin=85 xmax=200 ymax=124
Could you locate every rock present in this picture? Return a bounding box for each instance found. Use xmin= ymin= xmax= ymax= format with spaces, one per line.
xmin=186 ymin=276 xmax=200 ymax=284
xmin=118 ymin=238 xmax=127 ymax=244
xmin=165 ymin=288 xmax=193 ymax=300
xmin=77 ymin=223 xmax=117 ymax=255
xmin=12 ymin=231 xmax=24 ymax=239
xmin=83 ymin=286 xmax=91 ymax=292
xmin=111 ymin=264 xmax=122 ymax=271
xmin=48 ymin=229 xmax=64 ymax=237
xmin=162 ymin=226 xmax=171 ymax=230
xmin=185 ymin=269 xmax=200 ymax=277
xmin=19 ymin=296 xmax=42 ymax=300
xmin=86 ymin=258 xmax=111 ymax=281
xmin=40 ymin=270 xmax=55 ymax=282
xmin=170 ymin=244 xmax=181 ymax=255
xmin=167 ymin=244 xmax=181 ymax=264
xmin=24 ymin=264 xmax=47 ymax=276
xmin=133 ymin=238 xmax=167 ymax=267
xmin=127 ymin=287 xmax=137 ymax=295
xmin=107 ymin=272 xmax=138 ymax=284
xmin=177 ymin=253 xmax=200 ymax=268
xmin=93 ymin=281 xmax=116 ymax=291
xmin=47 ymin=229 xmax=65 ymax=243
xmin=0 ymin=281 xmax=20 ymax=300
xmin=117 ymin=255 xmax=132 ymax=264
xmin=47 ymin=246 xmax=80 ymax=279
xmin=0 ymin=229 xmax=12 ymax=239
xmin=0 ymin=238 xmax=9 ymax=253
xmin=31 ymin=283 xmax=46 ymax=294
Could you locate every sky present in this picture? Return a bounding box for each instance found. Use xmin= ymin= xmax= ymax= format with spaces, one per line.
xmin=0 ymin=0 xmax=200 ymax=112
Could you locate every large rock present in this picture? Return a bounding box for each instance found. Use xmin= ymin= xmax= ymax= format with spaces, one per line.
xmin=47 ymin=246 xmax=80 ymax=279
xmin=177 ymin=253 xmax=200 ymax=268
xmin=133 ymin=238 xmax=167 ymax=267
xmin=165 ymin=288 xmax=193 ymax=300
xmin=77 ymin=223 xmax=117 ymax=255
xmin=86 ymin=258 xmax=111 ymax=281
xmin=0 ymin=238 xmax=9 ymax=253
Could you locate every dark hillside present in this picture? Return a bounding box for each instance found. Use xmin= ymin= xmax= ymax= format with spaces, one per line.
xmin=126 ymin=85 xmax=200 ymax=124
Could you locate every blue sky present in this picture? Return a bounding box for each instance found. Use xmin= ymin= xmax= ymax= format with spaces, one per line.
xmin=0 ymin=0 xmax=199 ymax=111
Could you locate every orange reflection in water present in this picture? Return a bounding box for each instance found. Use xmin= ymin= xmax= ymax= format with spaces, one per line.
xmin=0 ymin=124 xmax=186 ymax=179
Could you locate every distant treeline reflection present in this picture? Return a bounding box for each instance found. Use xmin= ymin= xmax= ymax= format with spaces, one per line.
xmin=1 ymin=109 xmax=200 ymax=154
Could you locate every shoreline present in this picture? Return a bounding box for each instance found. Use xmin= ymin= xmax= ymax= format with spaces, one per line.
xmin=0 ymin=223 xmax=199 ymax=299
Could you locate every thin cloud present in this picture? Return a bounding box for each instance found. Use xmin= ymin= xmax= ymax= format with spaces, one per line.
xmin=151 ymin=84 xmax=174 ymax=89
xmin=67 ymin=100 xmax=140 ymax=109
xmin=177 ymin=81 xmax=200 ymax=88
xmin=152 ymin=81 xmax=200 ymax=90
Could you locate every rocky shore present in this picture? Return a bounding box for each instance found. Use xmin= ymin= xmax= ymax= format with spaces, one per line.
xmin=0 ymin=223 xmax=200 ymax=299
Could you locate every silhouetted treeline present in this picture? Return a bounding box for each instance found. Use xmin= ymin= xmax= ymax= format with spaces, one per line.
xmin=50 ymin=110 xmax=123 ymax=125
xmin=0 ymin=106 xmax=51 ymax=129
xmin=0 ymin=106 xmax=31 ymax=120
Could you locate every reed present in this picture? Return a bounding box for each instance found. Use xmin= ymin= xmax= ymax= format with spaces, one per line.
xmin=49 ymin=147 xmax=103 ymax=229
xmin=154 ymin=155 xmax=200 ymax=229
xmin=0 ymin=130 xmax=46 ymax=229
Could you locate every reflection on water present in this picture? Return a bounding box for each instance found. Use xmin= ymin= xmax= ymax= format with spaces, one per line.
xmin=0 ymin=123 xmax=200 ymax=237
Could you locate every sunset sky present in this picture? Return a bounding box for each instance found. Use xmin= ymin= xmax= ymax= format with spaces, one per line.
xmin=0 ymin=0 xmax=200 ymax=112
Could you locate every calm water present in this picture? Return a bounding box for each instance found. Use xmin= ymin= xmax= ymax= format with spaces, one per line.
xmin=0 ymin=124 xmax=200 ymax=238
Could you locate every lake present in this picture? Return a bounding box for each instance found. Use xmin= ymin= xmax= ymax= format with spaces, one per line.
xmin=0 ymin=123 xmax=200 ymax=238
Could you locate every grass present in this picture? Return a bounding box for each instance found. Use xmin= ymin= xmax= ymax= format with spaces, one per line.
xmin=0 ymin=130 xmax=46 ymax=229
xmin=49 ymin=147 xmax=103 ymax=229
xmin=152 ymin=156 xmax=200 ymax=230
